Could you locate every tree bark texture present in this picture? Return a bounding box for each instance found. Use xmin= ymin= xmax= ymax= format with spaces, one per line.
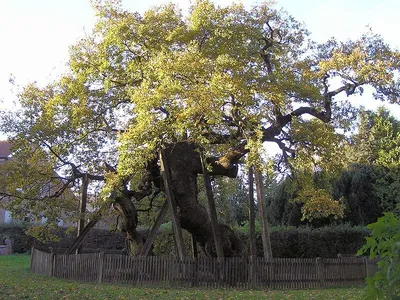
xmin=164 ymin=142 xmax=244 ymax=257
xmin=113 ymin=142 xmax=244 ymax=257
xmin=255 ymin=170 xmax=273 ymax=258
xmin=113 ymin=190 xmax=144 ymax=255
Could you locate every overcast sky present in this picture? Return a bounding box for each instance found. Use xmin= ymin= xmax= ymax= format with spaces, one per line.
xmin=0 ymin=0 xmax=399 ymax=124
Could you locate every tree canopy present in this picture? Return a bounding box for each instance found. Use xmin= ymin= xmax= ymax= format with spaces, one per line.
xmin=335 ymin=107 xmax=400 ymax=222
xmin=1 ymin=0 xmax=399 ymax=256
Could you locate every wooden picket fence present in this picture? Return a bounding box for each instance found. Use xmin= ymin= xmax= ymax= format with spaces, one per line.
xmin=30 ymin=247 xmax=377 ymax=289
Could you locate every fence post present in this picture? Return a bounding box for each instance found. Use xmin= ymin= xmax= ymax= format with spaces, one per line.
xmin=98 ymin=252 xmax=104 ymax=284
xmin=191 ymin=257 xmax=198 ymax=288
xmin=316 ymin=257 xmax=325 ymax=288
xmin=52 ymin=251 xmax=57 ymax=277
xmin=49 ymin=252 xmax=55 ymax=277
xmin=363 ymin=256 xmax=371 ymax=278
xmin=30 ymin=246 xmax=35 ymax=272
xmin=169 ymin=256 xmax=175 ymax=287
xmin=249 ymin=255 xmax=256 ymax=289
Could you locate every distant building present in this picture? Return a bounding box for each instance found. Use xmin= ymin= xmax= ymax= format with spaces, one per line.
xmin=0 ymin=141 xmax=11 ymax=224
xmin=0 ymin=140 xmax=10 ymax=161
xmin=0 ymin=140 xmax=117 ymax=231
xmin=0 ymin=140 xmax=74 ymax=226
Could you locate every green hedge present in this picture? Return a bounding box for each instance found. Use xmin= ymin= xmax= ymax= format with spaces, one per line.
xmin=0 ymin=224 xmax=126 ymax=253
xmin=1 ymin=223 xmax=369 ymax=257
xmin=154 ymin=224 xmax=369 ymax=258
xmin=0 ymin=224 xmax=35 ymax=253
xmin=268 ymin=225 xmax=369 ymax=258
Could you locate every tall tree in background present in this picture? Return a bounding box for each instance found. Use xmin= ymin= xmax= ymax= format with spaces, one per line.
xmin=269 ymin=108 xmax=400 ymax=227
xmin=265 ymin=176 xmax=301 ymax=226
xmin=333 ymin=164 xmax=382 ymax=225
xmin=333 ymin=107 xmax=400 ymax=225
xmin=1 ymin=0 xmax=399 ymax=256
xmin=266 ymin=169 xmax=342 ymax=227
xmin=211 ymin=175 xmax=249 ymax=227
xmin=350 ymin=107 xmax=400 ymax=166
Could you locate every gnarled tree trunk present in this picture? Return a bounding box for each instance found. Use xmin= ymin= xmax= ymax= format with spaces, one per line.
xmin=164 ymin=143 xmax=243 ymax=257
xmin=116 ymin=142 xmax=244 ymax=257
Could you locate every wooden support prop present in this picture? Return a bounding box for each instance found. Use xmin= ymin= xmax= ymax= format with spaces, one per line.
xmin=140 ymin=199 xmax=169 ymax=256
xmin=66 ymin=195 xmax=117 ymax=255
xmin=248 ymin=166 xmax=257 ymax=288
xmin=191 ymin=234 xmax=198 ymax=258
xmin=255 ymin=170 xmax=273 ymax=259
xmin=76 ymin=173 xmax=88 ymax=254
xmin=248 ymin=166 xmax=257 ymax=257
xmin=201 ymin=152 xmax=224 ymax=260
xmin=65 ymin=216 xmax=100 ymax=255
xmin=159 ymin=149 xmax=186 ymax=258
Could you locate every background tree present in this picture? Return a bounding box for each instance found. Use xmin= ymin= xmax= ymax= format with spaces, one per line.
xmin=268 ymin=108 xmax=400 ymax=227
xmin=349 ymin=107 xmax=400 ymax=166
xmin=208 ymin=174 xmax=249 ymax=227
xmin=332 ymin=164 xmax=382 ymax=226
xmin=265 ymin=177 xmax=302 ymax=226
xmin=332 ymin=107 xmax=400 ymax=225
xmin=1 ymin=0 xmax=399 ymax=256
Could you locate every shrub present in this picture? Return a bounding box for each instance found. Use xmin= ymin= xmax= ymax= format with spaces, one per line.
xmin=358 ymin=212 xmax=400 ymax=299
xmin=153 ymin=223 xmax=369 ymax=258
xmin=152 ymin=228 xmax=194 ymax=256
xmin=0 ymin=223 xmax=35 ymax=253
xmin=1 ymin=223 xmax=369 ymax=258
xmin=241 ymin=224 xmax=369 ymax=258
xmin=0 ymin=224 xmax=126 ymax=253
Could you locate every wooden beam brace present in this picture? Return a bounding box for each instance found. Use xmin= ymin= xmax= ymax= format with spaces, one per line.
xmin=139 ymin=199 xmax=168 ymax=256
xmin=248 ymin=166 xmax=257 ymax=257
xmin=255 ymin=170 xmax=273 ymax=259
xmin=159 ymin=150 xmax=186 ymax=258
xmin=201 ymin=153 xmax=225 ymax=260
xmin=76 ymin=173 xmax=88 ymax=254
xmin=65 ymin=216 xmax=100 ymax=255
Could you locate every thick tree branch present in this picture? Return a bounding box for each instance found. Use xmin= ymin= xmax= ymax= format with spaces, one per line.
xmin=213 ymin=80 xmax=363 ymax=169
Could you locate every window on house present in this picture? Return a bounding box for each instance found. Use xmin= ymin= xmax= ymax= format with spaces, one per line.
xmin=4 ymin=211 xmax=12 ymax=224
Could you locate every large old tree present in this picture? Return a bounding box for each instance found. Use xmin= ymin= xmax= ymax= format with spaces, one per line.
xmin=1 ymin=0 xmax=399 ymax=256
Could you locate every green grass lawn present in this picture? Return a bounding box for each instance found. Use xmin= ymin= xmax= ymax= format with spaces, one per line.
xmin=0 ymin=255 xmax=366 ymax=299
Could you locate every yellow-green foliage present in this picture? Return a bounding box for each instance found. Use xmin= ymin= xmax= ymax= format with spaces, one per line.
xmin=1 ymin=0 xmax=399 ymax=224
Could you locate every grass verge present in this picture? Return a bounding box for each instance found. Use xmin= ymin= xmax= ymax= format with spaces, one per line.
xmin=0 ymin=255 xmax=366 ymax=299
